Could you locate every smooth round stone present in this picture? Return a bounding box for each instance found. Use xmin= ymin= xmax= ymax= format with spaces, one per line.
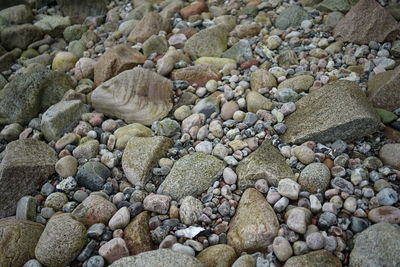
xmin=73 ymin=190 xmax=89 ymax=202
xmin=195 ymin=141 xmax=213 ymax=154
xmin=351 ymin=217 xmax=369 ymax=233
xmin=221 ymin=101 xmax=240 ymax=120
xmin=41 ymin=182 xmax=55 ymax=196
xmin=266 ymin=35 xmax=282 ymax=50
xmin=44 ymin=192 xmax=68 ymax=211
xmin=233 ymin=110 xmax=246 ymax=122
xmin=379 ymin=143 xmax=400 ymax=170
xmin=232 ymin=254 xmax=256 ymax=267
xmin=299 ymin=163 xmax=331 ymax=193
xmin=86 ymin=255 xmax=105 ymax=267
xmin=318 ymin=212 xmax=337 ymax=230
xmin=376 ymin=188 xmax=398 ymax=206
xmin=278 ymin=178 xmax=301 ymax=200
xmin=272 ymin=236 xmax=293 ymax=262
xmin=172 ymin=243 xmax=195 ymax=257
xmin=196 ymin=244 xmax=237 ymax=267
xmin=108 ymin=207 xmax=130 ymax=230
xmin=52 ymin=52 xmax=78 ymax=72
xmin=76 ymin=161 xmax=111 ymax=191
xmin=55 ymin=155 xmax=78 ymax=178
xmin=305 ymin=232 xmax=325 ymax=250
xmin=368 ymin=206 xmax=400 ymax=224
xmin=292 ymin=146 xmax=315 ymax=164
xmin=180 ymin=196 xmax=203 ymax=226
xmin=285 ymin=207 xmax=311 ymax=234
xmin=255 ymin=179 xmax=269 ymax=193
xmin=205 ymin=80 xmax=218 ymax=92
xmin=292 ymin=241 xmax=309 ymax=256
xmin=174 ymin=105 xmax=192 ymax=121
xmin=343 ymin=196 xmax=357 ymax=213
xmin=223 ymin=167 xmax=237 ymax=185
xmin=23 ymin=259 xmax=42 ymax=267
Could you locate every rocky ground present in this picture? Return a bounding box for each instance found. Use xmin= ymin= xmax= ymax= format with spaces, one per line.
xmin=0 ymin=0 xmax=400 ymax=266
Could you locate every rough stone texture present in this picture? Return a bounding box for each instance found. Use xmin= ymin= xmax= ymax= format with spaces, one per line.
xmin=56 ymin=0 xmax=108 ymax=23
xmin=159 ymin=153 xmax=226 ymax=200
xmin=299 ymin=163 xmax=331 ymax=193
xmin=1 ymin=24 xmax=43 ymax=50
xmin=227 ymin=188 xmax=279 ymax=254
xmin=99 ymin=238 xmax=129 ymax=264
xmin=35 ymin=214 xmax=87 ymax=267
xmin=41 ymin=100 xmax=88 ymax=141
xmin=114 ymin=123 xmax=153 ymax=150
xmin=250 ymin=69 xmax=277 ymax=91
xmin=109 ymin=249 xmax=203 ymax=267
xmin=122 ymin=136 xmax=173 ymax=186
xmin=128 ymin=12 xmax=170 ymax=43
xmin=0 ymin=139 xmax=57 ymax=218
xmin=379 ymin=143 xmax=400 ymax=170
xmin=349 ymin=223 xmax=400 ymax=267
xmin=91 ymin=68 xmax=173 ymax=126
xmin=278 ymin=75 xmax=314 ymax=93
xmin=94 ymin=45 xmax=146 ymax=86
xmin=196 ymin=244 xmax=237 ymax=267
xmin=368 ymin=67 xmax=400 ymax=111
xmin=236 ymin=141 xmax=294 ymax=189
xmin=0 ymin=5 xmax=33 ymax=25
xmin=180 ymin=196 xmax=203 ymax=226
xmin=232 ymin=255 xmax=256 ymax=267
xmin=333 ymin=0 xmax=400 ymax=44
xmin=284 ymin=250 xmax=342 ymax=267
xmin=0 ymin=69 xmax=74 ymax=125
xmin=184 ymin=25 xmax=228 ymax=59
xmin=275 ymin=6 xmax=311 ymax=30
xmin=282 ymin=81 xmax=382 ymax=144
xmin=171 ymin=64 xmax=221 ymax=87
xmin=0 ymin=219 xmax=44 ymax=267
xmin=124 ymin=211 xmax=153 ymax=255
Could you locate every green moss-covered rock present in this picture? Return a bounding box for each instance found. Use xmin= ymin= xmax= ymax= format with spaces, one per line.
xmin=376 ymin=108 xmax=398 ymax=124
xmin=123 ymin=211 xmax=153 ymax=255
xmin=63 ymin=24 xmax=88 ymax=42
xmin=114 ymin=123 xmax=153 ymax=150
xmin=284 ymin=250 xmax=342 ymax=267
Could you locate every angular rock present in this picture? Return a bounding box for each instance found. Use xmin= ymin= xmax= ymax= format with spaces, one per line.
xmin=333 ymin=0 xmax=400 ymax=44
xmin=124 ymin=211 xmax=153 ymax=255
xmin=76 ymin=161 xmax=111 ymax=192
xmin=275 ymin=6 xmax=311 ymax=30
xmin=157 ymin=48 xmax=190 ymax=76
xmin=35 ymin=214 xmax=87 ymax=267
xmin=171 ymin=64 xmax=221 ymax=87
xmin=122 ymin=136 xmax=173 ymax=186
xmin=142 ymin=35 xmax=168 ymax=57
xmin=91 ymin=68 xmax=173 ymax=125
xmin=159 ymin=153 xmax=226 ymax=200
xmin=180 ymin=1 xmax=208 ymax=19
xmin=94 ymin=45 xmax=146 ymax=85
xmin=284 ymin=250 xmax=342 ymax=267
xmin=349 ymin=223 xmax=400 ymax=267
xmin=16 ymin=196 xmax=37 ymax=221
xmin=368 ymin=68 xmax=400 ymax=111
xmin=99 ymin=238 xmax=129 ymax=264
xmin=128 ymin=12 xmax=170 ymax=43
xmin=316 ymin=0 xmax=351 ymax=13
xmin=227 ymin=188 xmax=279 ymax=254
xmin=0 ymin=219 xmax=44 ymax=267
xmin=278 ymin=75 xmax=314 ymax=93
xmin=114 ymin=123 xmax=153 ymax=150
xmin=0 ymin=139 xmax=57 ymax=218
xmin=236 ymin=141 xmax=294 ymax=189
xmin=57 ymin=0 xmax=108 ymax=23
xmin=285 ymin=207 xmax=312 ymax=234
xmin=221 ymin=39 xmax=253 ymax=64
xmin=282 ymin=81 xmax=382 ymax=144
xmin=1 ymin=24 xmax=43 ymax=50
xmin=196 ymin=244 xmax=237 ymax=267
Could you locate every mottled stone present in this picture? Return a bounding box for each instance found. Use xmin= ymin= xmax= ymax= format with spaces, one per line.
xmin=196 ymin=244 xmax=237 ymax=267
xmin=284 ymin=250 xmax=341 ymax=267
xmin=124 ymin=211 xmax=153 ymax=255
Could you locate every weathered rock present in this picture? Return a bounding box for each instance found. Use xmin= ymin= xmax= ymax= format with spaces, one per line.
xmin=159 ymin=153 xmax=226 ymax=200
xmin=72 ymin=140 xmax=99 ymax=160
xmin=221 ymin=39 xmax=253 ymax=64
xmin=76 ymin=161 xmax=110 ymax=192
xmin=1 ymin=24 xmax=43 ymax=50
xmin=171 ymin=64 xmax=221 ymax=87
xmin=285 ymin=207 xmax=312 ymax=234
xmin=35 ymin=214 xmax=87 ymax=267
xmin=34 ymin=15 xmax=71 ymax=37
xmin=142 ymin=35 xmax=168 ymax=57
xmin=143 ymin=194 xmax=171 ymax=214
xmin=52 ymin=51 xmax=78 ymax=72
xmin=284 ymin=250 xmax=342 ymax=267
xmin=250 ymin=69 xmax=277 ymax=91
xmin=0 ymin=5 xmax=33 ymax=25
xmin=236 ymin=141 xmax=294 ymax=189
xmin=316 ymin=0 xmax=351 ymax=12
xmin=333 ymin=0 xmax=400 ymax=44
xmin=379 ymin=143 xmax=400 ymax=170
xmin=0 ymin=69 xmax=73 ymax=125
xmin=275 ymin=6 xmax=311 ymax=30
xmin=99 ymin=237 xmax=129 ymax=264
xmin=282 ymin=81 xmax=382 ymax=144
xmin=0 ymin=219 xmax=44 ymax=267
xmin=180 ymin=1 xmax=208 ymax=19
xmin=157 ymin=48 xmax=190 ymax=76
xmin=114 ymin=123 xmax=153 ymax=150
xmin=109 ymin=249 xmax=203 ymax=267
xmin=194 ymin=57 xmax=237 ymax=71
xmin=56 ymin=0 xmax=108 ymax=23
xmin=94 ymin=45 xmax=146 ymax=85
xmin=0 ymin=52 xmax=15 ymax=72
xmin=232 ymin=255 xmax=256 ymax=267
xmin=368 ymin=68 xmax=400 ymax=111
xmin=227 ymin=188 xmax=279 ymax=254
xmin=196 ymin=244 xmax=237 ymax=267
xmin=124 ymin=211 xmax=153 ymax=255
xmin=122 ymin=136 xmax=173 ymax=186
xmin=299 ymin=163 xmax=331 ymax=193
xmin=278 ymin=75 xmax=314 ymax=93
xmin=180 ymin=196 xmax=203 ymax=226
xmin=349 ymin=223 xmax=400 ymax=267
xmin=91 ymin=68 xmax=173 ymax=125
xmin=246 ymin=91 xmax=273 ymax=112
xmin=0 ymin=139 xmax=57 ymax=218
xmin=128 ymin=12 xmax=170 ymax=43
xmin=184 ymin=25 xmax=228 ymax=59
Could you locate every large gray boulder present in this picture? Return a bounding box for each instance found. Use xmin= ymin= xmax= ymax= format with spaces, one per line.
xmin=349 ymin=223 xmax=400 ymax=267
xmin=282 ymin=81 xmax=382 ymax=144
xmin=0 ymin=139 xmax=57 ymax=218
xmin=0 ymin=69 xmax=74 ymax=125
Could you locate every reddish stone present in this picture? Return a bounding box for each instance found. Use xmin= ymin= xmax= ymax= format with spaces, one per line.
xmin=239 ymin=60 xmax=259 ymax=70
xmin=368 ymin=206 xmax=400 ymax=224
xmin=171 ymin=64 xmax=221 ymax=86
xmin=177 ymin=27 xmax=198 ymax=39
xmin=384 ymin=127 xmax=400 ymax=142
xmin=180 ymin=1 xmax=208 ymax=20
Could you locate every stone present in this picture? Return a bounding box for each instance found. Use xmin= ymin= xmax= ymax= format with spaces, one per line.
xmin=316 ymin=0 xmax=351 ymax=12
xmin=376 ymin=188 xmax=398 ymax=206
xmin=75 ymin=58 xmax=96 ymax=80
xmin=246 ymin=91 xmax=273 ymax=113
xmin=143 ymin=194 xmax=171 ymax=214
xmin=34 ymin=15 xmax=71 ymax=37
xmin=0 ymin=123 xmax=23 ymax=141
xmin=0 ymin=219 xmax=44 ymax=267
xmin=221 ymin=101 xmax=239 ymax=121
xmin=0 ymin=69 xmax=73 ymax=125
xmin=368 ymin=206 xmax=400 ymax=224
xmin=0 ymin=5 xmax=33 ymax=25
xmin=41 ymin=100 xmax=88 ymax=141
xmin=99 ymin=238 xmax=129 ymax=264
xmin=52 ymin=52 xmax=78 ymax=72
xmin=192 ymin=97 xmax=220 ymax=118
xmin=284 ymin=250 xmax=341 ymax=267
xmin=35 ymin=214 xmax=86 ymax=267
xmin=0 ymin=52 xmax=15 ymax=72
xmin=250 ymin=69 xmax=277 ymax=91
xmin=159 ymin=153 xmax=226 ymax=200
xmin=124 ymin=211 xmax=153 ymax=255
xmin=184 ymin=25 xmax=228 ymax=59
xmin=16 ymin=196 xmax=37 ymax=221
xmin=221 ymin=39 xmax=253 ymax=64
xmin=334 ymin=0 xmax=400 ymax=44
xmin=76 ymin=161 xmax=111 ymax=191
xmin=1 ymin=24 xmax=43 ymax=50
xmin=292 ymin=145 xmax=315 ymax=164
xmin=306 ymin=232 xmax=325 ymax=250
xmin=236 ymin=141 xmax=294 ymax=189
xmin=45 ymin=192 xmax=68 ymax=211
xmin=171 ymin=64 xmax=221 ymax=87
xmin=278 ymin=75 xmax=314 ymax=93
xmin=323 ymin=11 xmax=344 ymax=29
xmin=278 ymin=178 xmax=301 ymax=200
xmin=128 ymin=12 xmax=170 ymax=43
xmin=282 ymin=81 xmax=382 ymax=144
xmin=230 ymin=24 xmax=261 ymax=39
xmin=109 ymin=249 xmax=203 ymax=267
xmin=299 ymin=163 xmax=331 ymax=193
xmin=349 ymin=223 xmax=400 ymax=267
xmin=275 ymin=6 xmax=311 ymax=30
xmin=157 ymin=48 xmax=190 ymax=76
xmin=273 ymin=236 xmax=293 ymax=262
xmin=142 ymin=35 xmax=168 ymax=57
xmin=180 ymin=196 xmax=203 ymax=226
xmin=109 ymin=207 xmax=130 ymax=230
xmin=72 ymin=140 xmax=99 ymax=160
xmin=122 ymin=136 xmax=173 ymax=186
xmin=0 ymin=139 xmax=57 ymax=218
xmin=379 ymin=143 xmax=400 ymax=169
xmin=368 ymin=68 xmax=400 ymax=111
xmin=94 ymin=45 xmax=146 ymax=86
xmin=63 ymin=24 xmax=88 ymax=42
xmin=285 ymin=207 xmax=311 ymax=234
xmin=114 ymin=124 xmax=152 ymax=150
xmin=91 ymin=68 xmax=173 ymax=126
xmin=72 ymin=194 xmax=117 ymax=227
xmin=152 ymin=118 xmax=181 ymax=137
xmin=194 ymin=57 xmax=237 ymax=71
xmin=196 ymin=244 xmax=237 ymax=267
xmin=57 ymin=0 xmax=108 ymax=23
xmin=232 ymin=255 xmax=256 ymax=267
xmin=227 ymin=188 xmax=279 ymax=254
xmin=180 ymin=1 xmax=208 ymax=19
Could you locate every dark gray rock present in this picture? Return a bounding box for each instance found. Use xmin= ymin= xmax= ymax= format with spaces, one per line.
xmin=76 ymin=161 xmax=111 ymax=191
xmin=275 ymin=6 xmax=311 ymax=30
xmin=1 ymin=24 xmax=43 ymax=50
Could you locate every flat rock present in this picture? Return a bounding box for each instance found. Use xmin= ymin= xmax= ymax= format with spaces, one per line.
xmin=368 ymin=206 xmax=400 ymax=224
xmin=91 ymin=68 xmax=173 ymax=126
xmin=0 ymin=219 xmax=44 ymax=267
xmin=1 ymin=24 xmax=43 ymax=50
xmin=236 ymin=141 xmax=294 ymax=189
xmin=171 ymin=64 xmax=221 ymax=87
xmin=284 ymin=250 xmax=342 ymax=267
xmin=124 ymin=211 xmax=153 ymax=255
xmin=368 ymin=67 xmax=400 ymax=111
xmin=196 ymin=244 xmax=237 ymax=267
xmin=128 ymin=12 xmax=170 ymax=43
xmin=333 ymin=0 xmax=400 ymax=44
xmin=349 ymin=223 xmax=400 ymax=267
xmin=158 ymin=153 xmax=226 ymax=200
xmin=0 ymin=139 xmax=57 ymax=218
xmin=282 ymin=81 xmax=382 ymax=144
xmin=227 ymin=188 xmax=279 ymax=254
